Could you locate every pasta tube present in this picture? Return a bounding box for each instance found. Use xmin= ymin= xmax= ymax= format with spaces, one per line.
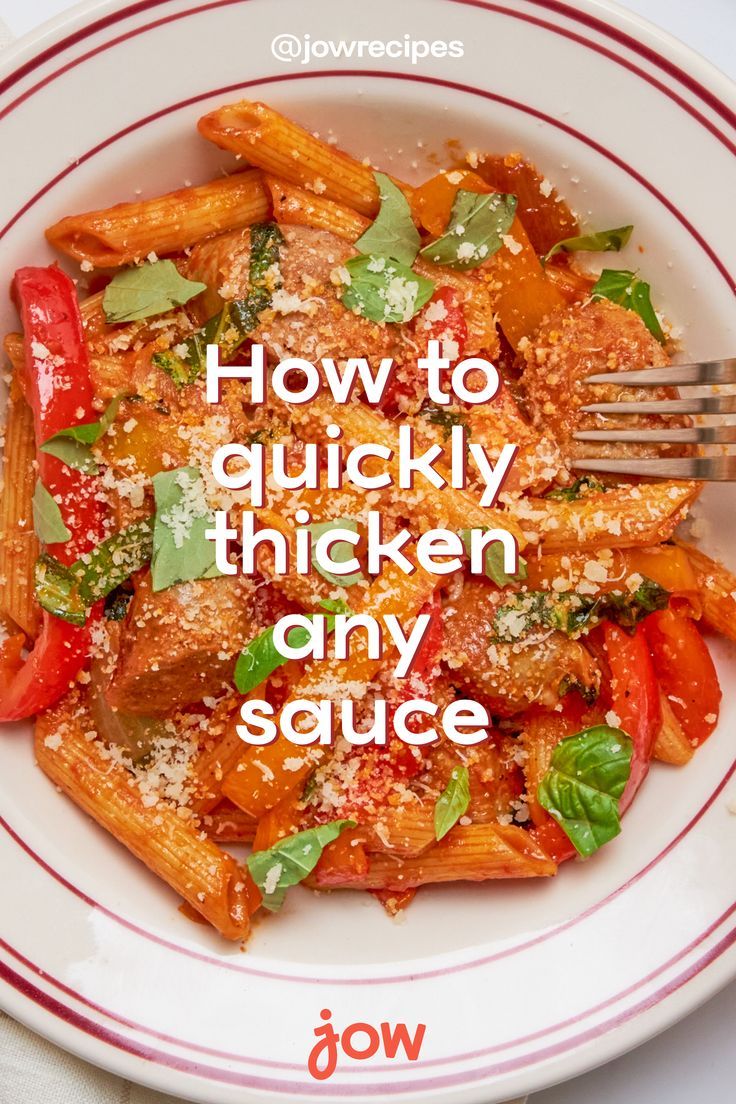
xmin=46 ymin=170 xmax=270 ymax=267
xmin=202 ymin=803 xmax=258 ymax=843
xmin=511 ymin=483 xmax=699 ymax=552
xmin=189 ymin=697 xmax=251 ymax=815
xmin=198 ymin=101 xmax=411 ymax=216
xmin=676 ymin=540 xmax=736 ymax=641
xmin=327 ymin=824 xmax=556 ymax=888
xmin=0 ymin=388 xmax=40 ymax=636
xmin=36 ymin=692 xmax=256 ymax=940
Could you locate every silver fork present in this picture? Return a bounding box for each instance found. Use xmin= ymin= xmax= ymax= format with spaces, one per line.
xmin=571 ymin=357 xmax=736 ymax=480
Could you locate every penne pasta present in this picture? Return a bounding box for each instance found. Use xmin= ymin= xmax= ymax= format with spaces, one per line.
xmin=510 ymin=483 xmax=700 ymax=552
xmin=189 ymin=697 xmax=249 ymax=815
xmin=0 ymin=387 xmax=41 ymax=637
xmin=198 ymin=100 xmax=411 ymax=217
xmin=202 ymin=802 xmax=258 ymax=843
xmin=325 ymin=823 xmax=556 ymax=889
xmin=35 ymin=691 xmax=257 ymax=939
xmin=46 ymin=170 xmax=270 ymax=267
xmin=363 ymin=805 xmax=436 ymax=858
xmin=676 ymin=540 xmax=736 ymax=641
xmin=265 ymin=174 xmax=370 ymax=239
xmin=3 ymin=332 xmax=24 ymax=379
xmin=523 ymin=545 xmax=702 ymax=617
xmin=5 ymin=94 xmax=734 ymax=942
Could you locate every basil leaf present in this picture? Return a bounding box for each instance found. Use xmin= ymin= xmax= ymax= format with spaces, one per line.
xmin=543 ymin=225 xmax=633 ymax=263
xmin=103 ymin=260 xmax=206 ymax=324
xmin=249 ymin=221 xmax=284 ymax=286
xmin=40 ymin=396 xmax=122 ymax=474
xmin=591 ymin=268 xmax=665 ymax=343
xmin=234 ymin=623 xmax=309 ymax=695
xmin=592 ymin=577 xmax=670 ymax=629
xmin=34 ymin=556 xmax=86 ymax=625
xmin=174 ymin=221 xmax=283 ymax=379
xmin=247 ymin=819 xmax=357 ymax=912
xmin=151 ymin=348 xmax=200 ymax=387
xmin=354 ymin=172 xmax=420 ymax=266
xmin=545 ymin=475 xmax=608 ymax=501
xmin=151 ymin=467 xmax=220 ymax=592
xmin=537 ymin=725 xmax=632 ymax=856
xmin=434 ymin=766 xmax=470 ymax=840
xmin=459 ymin=528 xmax=527 ymax=587
xmin=305 ymin=519 xmax=364 ymax=587
xmin=419 ymin=190 xmax=517 ymax=271
xmin=492 ymin=577 xmax=669 ymax=642
xmin=419 ymin=402 xmax=469 ymax=440
xmin=32 ymin=481 xmax=71 ymax=544
xmin=339 ymin=255 xmax=435 ymax=324
xmin=35 ymin=518 xmax=154 ymax=626
xmin=234 ymin=598 xmax=350 ymax=695
xmin=178 ymin=295 xmax=268 ymax=379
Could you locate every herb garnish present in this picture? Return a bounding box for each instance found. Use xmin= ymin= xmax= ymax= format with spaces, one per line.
xmin=103 ymin=260 xmax=205 ymax=324
xmin=354 ymin=172 xmax=420 ymax=266
xmin=591 ymin=268 xmax=665 ymax=343
xmin=35 ymin=518 xmax=154 ymax=625
xmin=434 ymin=766 xmax=470 ymax=840
xmin=247 ymin=820 xmax=357 ymax=911
xmin=32 ymin=481 xmax=71 ymax=544
xmin=545 ymin=475 xmax=608 ymax=502
xmin=492 ymin=577 xmax=669 ymax=642
xmin=542 ymin=225 xmax=633 ymax=264
xmin=419 ymin=189 xmax=517 ymax=271
xmin=538 ymin=725 xmax=632 ymax=857
xmin=459 ymin=529 xmax=528 ymax=587
xmin=234 ymin=598 xmax=351 ymax=695
xmin=339 ymin=254 xmax=435 ymax=324
xmin=40 ymin=396 xmax=122 ymax=475
xmin=303 ymin=519 xmax=364 ymax=588
xmin=150 ymin=467 xmax=220 ymax=592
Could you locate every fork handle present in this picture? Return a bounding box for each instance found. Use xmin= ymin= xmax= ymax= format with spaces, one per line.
xmin=572 ymin=456 xmax=736 ymax=480
xmin=584 ymin=358 xmax=736 ymax=386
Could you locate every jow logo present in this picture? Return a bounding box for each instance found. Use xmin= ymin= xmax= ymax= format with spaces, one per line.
xmin=308 ymin=1008 xmax=426 ymax=1080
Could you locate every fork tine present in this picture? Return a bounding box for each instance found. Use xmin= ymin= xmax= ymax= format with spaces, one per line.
xmin=574 ymin=425 xmax=736 ymax=444
xmin=583 ymin=357 xmax=736 ymax=387
xmin=581 ymin=396 xmax=736 ymax=415
xmin=571 ymin=455 xmax=736 ymax=480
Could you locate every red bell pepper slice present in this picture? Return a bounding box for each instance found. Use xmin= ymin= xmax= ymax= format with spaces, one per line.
xmin=643 ymin=608 xmax=721 ymax=747
xmin=530 ymin=818 xmax=577 ymax=864
xmin=598 ymin=621 xmax=661 ymax=813
xmin=0 ymin=265 xmax=104 ymax=723
xmin=416 ymin=286 xmax=468 ymax=358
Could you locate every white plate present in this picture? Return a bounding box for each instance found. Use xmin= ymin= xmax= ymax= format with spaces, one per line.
xmin=1 ymin=1 xmax=735 ymax=1101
